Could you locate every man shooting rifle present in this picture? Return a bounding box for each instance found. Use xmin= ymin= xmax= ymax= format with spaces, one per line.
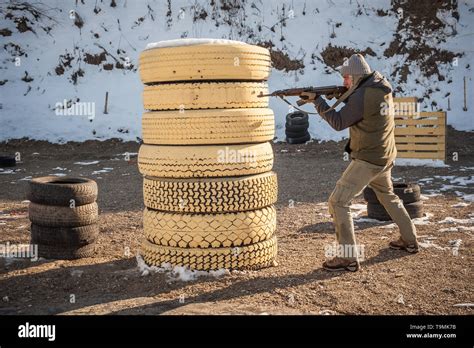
xmin=268 ymin=54 xmax=420 ymax=272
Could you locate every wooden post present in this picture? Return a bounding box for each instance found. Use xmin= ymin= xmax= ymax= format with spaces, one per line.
xmin=463 ymin=76 xmax=467 ymax=111
xmin=104 ymin=91 xmax=109 ymax=114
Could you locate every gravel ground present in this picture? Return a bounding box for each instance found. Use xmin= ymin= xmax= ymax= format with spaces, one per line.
xmin=0 ymin=127 xmax=472 ymax=315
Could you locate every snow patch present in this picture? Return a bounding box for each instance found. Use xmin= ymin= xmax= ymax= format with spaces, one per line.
xmin=419 ymin=241 xmax=447 ymax=250
xmin=394 ymin=159 xmax=449 ymax=167
xmin=92 ymin=168 xmax=113 ymax=175
xmin=145 ymin=38 xmax=248 ymax=50
xmin=136 ymin=254 xmax=229 ymax=282
xmin=74 ymin=161 xmax=99 ymax=166
xmin=412 ymin=212 xmax=434 ymax=225
xmin=439 ymin=227 xmax=458 ymax=233
xmin=451 ymin=202 xmax=470 ymax=208
xmin=462 ymin=194 xmax=474 ymax=202
xmin=437 ymin=217 xmax=474 ymax=224
xmin=19 ymin=176 xmax=32 ymax=181
xmin=450 ymin=176 xmax=474 ymax=186
xmin=354 ymin=217 xmax=385 ymax=224
xmin=381 ymin=223 xmax=397 ymax=229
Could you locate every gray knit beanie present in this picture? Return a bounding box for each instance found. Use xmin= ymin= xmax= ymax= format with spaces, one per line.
xmin=339 ymin=53 xmax=371 ymax=76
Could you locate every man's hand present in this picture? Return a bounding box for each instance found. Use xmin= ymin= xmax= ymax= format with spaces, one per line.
xmin=297 ymin=91 xmax=318 ymax=105
xmin=325 ymin=92 xmax=338 ymax=100
xmin=325 ymin=91 xmax=346 ymax=100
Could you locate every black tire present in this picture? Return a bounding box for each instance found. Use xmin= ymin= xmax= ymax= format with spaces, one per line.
xmin=286 ymin=133 xmax=311 ymax=144
xmin=36 ymin=243 xmax=96 ymax=260
xmin=367 ymin=201 xmax=424 ymax=221
xmin=0 ymin=155 xmax=16 ymax=167
xmin=285 ymin=122 xmax=309 ymax=132
xmin=28 ymin=202 xmax=99 ymax=227
xmin=393 ymin=183 xmax=421 ymax=204
xmin=30 ymin=224 xmax=99 ymax=246
xmin=27 ymin=176 xmax=98 ymax=206
xmin=285 ymin=130 xmax=308 ymax=138
xmin=286 ymin=112 xmax=308 ymax=126
xmin=364 ymin=183 xmax=420 ymax=204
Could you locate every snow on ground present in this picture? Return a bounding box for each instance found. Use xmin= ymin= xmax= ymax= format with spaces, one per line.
xmin=136 ymin=254 xmax=229 ymax=282
xmin=412 ymin=212 xmax=434 ymax=226
xmin=0 ymin=0 xmax=472 ymax=143
xmin=91 ymin=167 xmax=113 ymax=175
xmin=451 ymin=202 xmax=470 ymax=208
xmin=462 ymin=194 xmax=474 ymax=202
xmin=354 ymin=217 xmax=386 ymax=224
xmin=437 ymin=216 xmax=474 ymax=224
xmin=394 ymin=159 xmax=450 ymax=168
xmin=74 ymin=161 xmax=100 ymax=166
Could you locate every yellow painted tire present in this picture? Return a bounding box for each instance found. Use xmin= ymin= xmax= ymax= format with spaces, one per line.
xmin=142 ymin=108 xmax=275 ymax=145
xmin=143 ymin=172 xmax=277 ymax=213
xmin=141 ymin=236 xmax=277 ymax=271
xmin=139 ymin=43 xmax=271 ymax=83
xmin=143 ymin=82 xmax=268 ymax=111
xmin=143 ymin=205 xmax=276 ymax=248
xmin=138 ymin=143 xmax=273 ymax=178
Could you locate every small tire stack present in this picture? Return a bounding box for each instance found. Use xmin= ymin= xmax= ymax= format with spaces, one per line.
xmin=0 ymin=155 xmax=16 ymax=167
xmin=364 ymin=182 xmax=423 ymax=221
xmin=138 ymin=39 xmax=278 ymax=271
xmin=27 ymin=177 xmax=99 ymax=259
xmin=285 ymin=111 xmax=310 ymax=144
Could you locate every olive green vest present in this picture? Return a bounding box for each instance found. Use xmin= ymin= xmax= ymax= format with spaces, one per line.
xmin=349 ymin=88 xmax=397 ymax=166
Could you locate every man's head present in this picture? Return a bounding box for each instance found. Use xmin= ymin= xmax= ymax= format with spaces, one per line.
xmin=339 ymin=54 xmax=372 ymax=89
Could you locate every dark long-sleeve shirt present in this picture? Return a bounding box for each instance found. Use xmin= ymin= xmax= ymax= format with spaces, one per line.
xmin=313 ymin=90 xmax=365 ymax=131
xmin=312 ymin=71 xmax=397 ymax=166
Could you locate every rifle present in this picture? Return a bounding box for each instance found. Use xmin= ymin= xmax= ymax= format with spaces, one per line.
xmin=259 ymin=85 xmax=347 ymax=106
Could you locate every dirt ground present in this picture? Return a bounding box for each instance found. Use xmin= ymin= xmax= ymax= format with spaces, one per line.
xmin=0 ymin=127 xmax=472 ymax=315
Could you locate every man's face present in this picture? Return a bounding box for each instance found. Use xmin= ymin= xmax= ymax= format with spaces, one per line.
xmin=343 ymin=74 xmax=353 ymax=89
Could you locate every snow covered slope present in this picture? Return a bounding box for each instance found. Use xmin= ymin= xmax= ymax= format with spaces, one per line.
xmin=0 ymin=0 xmax=472 ymax=143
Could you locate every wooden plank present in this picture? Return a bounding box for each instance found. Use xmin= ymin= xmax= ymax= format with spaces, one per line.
xmin=396 ymin=144 xmax=445 ymax=151
xmin=396 ymin=140 xmax=445 ymax=145
xmin=397 ymin=151 xmax=445 ymax=159
xmin=392 ymin=105 xmax=447 ymax=161
xmin=395 ymin=114 xmax=445 ymax=121
xmin=395 ymin=119 xmax=445 ymax=126
xmin=395 ymin=127 xmax=445 ymax=135
xmin=418 ymin=111 xmax=446 ymax=119
xmin=443 ymin=111 xmax=447 ymax=162
xmin=393 ymin=97 xmax=418 ymax=103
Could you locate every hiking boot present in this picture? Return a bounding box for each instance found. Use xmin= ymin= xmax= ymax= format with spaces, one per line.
xmin=323 ymin=257 xmax=360 ymax=272
xmin=389 ymin=238 xmax=419 ymax=253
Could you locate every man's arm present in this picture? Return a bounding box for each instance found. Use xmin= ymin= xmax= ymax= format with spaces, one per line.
xmin=313 ymin=89 xmax=365 ymax=131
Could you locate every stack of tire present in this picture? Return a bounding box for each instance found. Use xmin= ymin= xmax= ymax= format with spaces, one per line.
xmin=0 ymin=155 xmax=16 ymax=168
xmin=138 ymin=39 xmax=278 ymax=271
xmin=27 ymin=177 xmax=99 ymax=259
xmin=285 ymin=111 xmax=310 ymax=144
xmin=364 ymin=182 xmax=423 ymax=221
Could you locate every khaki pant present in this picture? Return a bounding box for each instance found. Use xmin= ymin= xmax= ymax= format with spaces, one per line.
xmin=328 ymin=159 xmax=417 ymax=261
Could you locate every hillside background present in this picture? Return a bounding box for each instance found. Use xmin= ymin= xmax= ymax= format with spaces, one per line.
xmin=1 ymin=0 xmax=473 ymax=143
